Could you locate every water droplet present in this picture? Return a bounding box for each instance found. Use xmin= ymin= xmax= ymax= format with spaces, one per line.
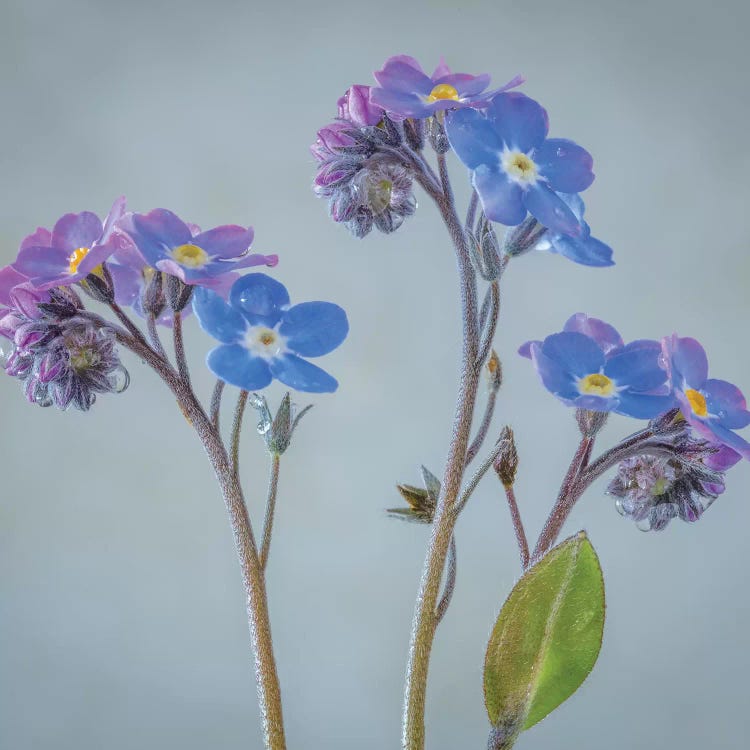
xmin=257 ymin=418 xmax=272 ymax=435
xmin=248 ymin=393 xmax=267 ymax=409
xmin=0 ymin=341 xmax=10 ymax=368
xmin=110 ymin=365 xmax=130 ymax=394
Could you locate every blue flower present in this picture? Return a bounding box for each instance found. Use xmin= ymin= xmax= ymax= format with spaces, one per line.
xmin=520 ymin=315 xmax=675 ymax=418
xmin=661 ymin=334 xmax=750 ymax=460
xmin=445 ymin=93 xmax=595 ymax=235
xmin=534 ymin=194 xmax=613 ymax=267
xmin=193 ymin=273 xmax=348 ymax=393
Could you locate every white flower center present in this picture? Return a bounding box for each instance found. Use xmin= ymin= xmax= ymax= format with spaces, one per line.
xmin=501 ymin=149 xmax=538 ymax=185
xmin=243 ymin=326 xmax=286 ymax=359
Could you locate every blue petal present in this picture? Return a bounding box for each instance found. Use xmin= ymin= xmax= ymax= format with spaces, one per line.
xmin=206 ymin=345 xmax=272 ymax=389
xmin=534 ymin=139 xmax=595 ymax=193
xmin=664 ymin=335 xmax=708 ymax=389
xmin=604 ymin=340 xmax=667 ymax=392
xmin=280 ymin=302 xmax=349 ymax=357
xmin=444 ymin=109 xmax=502 ymax=169
xmin=704 ymin=379 xmax=750 ymax=429
xmin=270 ymin=354 xmax=338 ymax=393
xmin=472 ymin=165 xmax=526 ymax=225
xmin=704 ymin=422 xmax=750 ymax=461
xmin=229 ymin=273 xmax=289 ymax=326
xmin=548 ymin=232 xmax=614 ymax=267
xmin=529 ymin=344 xmax=580 ymax=401
xmin=486 ymin=93 xmax=549 ymax=152
xmin=540 ymin=331 xmax=605 ymax=378
xmin=615 ymin=392 xmax=678 ymax=419
xmin=523 ymin=183 xmax=582 ymax=236
xmin=192 ymin=286 xmax=247 ymax=343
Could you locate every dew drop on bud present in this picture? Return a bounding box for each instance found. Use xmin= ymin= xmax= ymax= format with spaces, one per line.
xmin=257 ymin=418 xmax=272 ymax=435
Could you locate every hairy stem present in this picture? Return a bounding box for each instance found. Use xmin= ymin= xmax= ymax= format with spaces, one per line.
xmin=115 ymin=332 xmax=285 ymax=749
xmin=465 ymin=390 xmax=497 ymax=467
xmin=402 ymin=166 xmax=481 ymax=750
xmin=147 ymin=313 xmax=169 ymax=362
xmin=210 ymin=380 xmax=225 ymax=430
xmin=435 ymin=535 xmax=457 ymax=625
xmin=504 ymin=485 xmax=530 ymax=570
xmin=260 ymin=454 xmax=281 ymax=572
xmin=231 ymin=390 xmax=250 ymax=476
xmin=531 ymin=435 xmax=594 ymax=563
xmin=172 ymin=311 xmax=191 ymax=385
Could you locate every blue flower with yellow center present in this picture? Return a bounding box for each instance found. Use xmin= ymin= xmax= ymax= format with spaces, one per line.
xmin=193 ymin=273 xmax=348 ymax=393
xmin=520 ymin=314 xmax=675 ymax=418
xmin=445 ymin=93 xmax=595 ymax=236
xmin=661 ymin=334 xmax=750 ymax=460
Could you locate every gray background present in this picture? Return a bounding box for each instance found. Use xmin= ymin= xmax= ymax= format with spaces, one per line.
xmin=1 ymin=0 xmax=749 ymax=748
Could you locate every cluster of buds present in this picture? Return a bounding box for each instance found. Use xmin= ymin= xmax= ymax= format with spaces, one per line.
xmin=312 ymin=117 xmax=417 ymax=238
xmin=3 ymin=288 xmax=129 ymax=411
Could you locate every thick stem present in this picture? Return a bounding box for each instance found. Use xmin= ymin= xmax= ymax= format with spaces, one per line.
xmin=260 ymin=454 xmax=281 ymax=572
xmin=115 ymin=332 xmax=285 ymax=749
xmin=402 ymin=175 xmax=481 ymax=750
xmin=504 ymin=485 xmax=530 ymax=570
xmin=147 ymin=313 xmax=169 ymax=362
xmin=531 ymin=436 xmax=594 ymax=563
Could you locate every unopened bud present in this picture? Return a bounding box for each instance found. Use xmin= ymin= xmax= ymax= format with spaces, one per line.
xmin=486 ymin=350 xmax=503 ymax=392
xmin=165 ymin=274 xmax=194 ymax=313
xmin=141 ymin=268 xmax=166 ymax=318
xmin=388 ymin=465 xmax=440 ymax=524
xmin=80 ymin=263 xmax=115 ymax=304
xmin=576 ymin=408 xmax=609 ymax=437
xmin=503 ymin=216 xmax=546 ymax=258
xmin=427 ymin=117 xmax=450 ymax=154
xmin=648 ymin=407 xmax=684 ymax=435
xmin=403 ymin=118 xmax=425 ymax=151
xmin=493 ymin=426 xmax=518 ymax=487
xmin=249 ymin=392 xmax=312 ymax=456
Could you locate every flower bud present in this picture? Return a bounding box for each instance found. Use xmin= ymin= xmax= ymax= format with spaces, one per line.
xmin=141 ymin=268 xmax=166 ymax=318
xmin=337 ymin=85 xmax=384 ymax=127
xmin=576 ymin=408 xmax=609 ymax=437
xmin=486 ymin=350 xmax=503 ymax=392
xmin=165 ymin=273 xmax=194 ymax=313
xmin=403 ymin=118 xmax=425 ymax=151
xmin=249 ymin=392 xmax=312 ymax=456
xmin=427 ymin=116 xmax=450 ymax=154
xmin=388 ymin=465 xmax=440 ymax=524
xmin=503 ymin=216 xmax=547 ymax=258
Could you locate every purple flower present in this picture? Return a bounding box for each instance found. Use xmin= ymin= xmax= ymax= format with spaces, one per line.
xmin=310 ymin=122 xmax=356 ymax=164
xmin=370 ymin=55 xmax=523 ymax=120
xmin=0 ymin=265 xmax=51 ymax=341
xmin=12 ymin=197 xmax=127 ymax=290
xmin=661 ymin=335 xmax=750 ymax=460
xmin=533 ymin=194 xmax=614 ymax=267
xmin=337 ymin=85 xmax=384 ymax=127
xmin=121 ymin=209 xmax=278 ymax=285
xmin=445 ymin=93 xmax=595 ymax=235
xmin=520 ymin=315 xmax=675 ymax=418
xmin=193 ymin=273 xmax=348 ymax=393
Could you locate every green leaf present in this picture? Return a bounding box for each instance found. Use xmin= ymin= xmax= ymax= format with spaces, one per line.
xmin=483 ymin=532 xmax=605 ymax=746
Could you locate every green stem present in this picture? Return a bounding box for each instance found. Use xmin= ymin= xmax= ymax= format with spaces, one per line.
xmin=260 ymin=454 xmax=281 ymax=571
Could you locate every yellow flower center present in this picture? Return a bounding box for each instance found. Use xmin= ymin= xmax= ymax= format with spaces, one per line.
xmin=67 ymin=247 xmax=90 ymax=275
xmin=685 ymin=388 xmax=708 ymax=417
xmin=579 ymin=373 xmax=615 ymax=396
xmin=502 ymin=150 xmax=538 ymax=184
xmin=427 ymin=83 xmax=460 ymax=103
xmin=172 ymin=243 xmax=210 ymax=269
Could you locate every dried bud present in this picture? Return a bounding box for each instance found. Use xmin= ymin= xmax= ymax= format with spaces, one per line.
xmin=249 ymin=392 xmax=312 ymax=456
xmin=486 ymin=350 xmax=503 ymax=392
xmin=493 ymin=427 xmax=518 ymax=487
xmin=388 ymin=465 xmax=440 ymax=523
xmin=576 ymin=408 xmax=609 ymax=437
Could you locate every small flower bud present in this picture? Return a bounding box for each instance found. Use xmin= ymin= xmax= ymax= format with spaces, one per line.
xmin=249 ymin=392 xmax=312 ymax=456
xmin=576 ymin=408 xmax=609 ymax=437
xmin=427 ymin=116 xmax=450 ymax=154
xmin=648 ymin=408 xmax=684 ymax=435
xmin=486 ymin=350 xmax=503 ymax=392
xmin=493 ymin=427 xmax=518 ymax=488
xmin=80 ymin=263 xmax=115 ymax=304
xmin=141 ymin=268 xmax=166 ymax=318
xmin=165 ymin=274 xmax=194 ymax=313
xmin=403 ymin=118 xmax=425 ymax=151
xmin=503 ymin=216 xmax=547 ymax=258
xmin=474 ymin=220 xmax=503 ymax=281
